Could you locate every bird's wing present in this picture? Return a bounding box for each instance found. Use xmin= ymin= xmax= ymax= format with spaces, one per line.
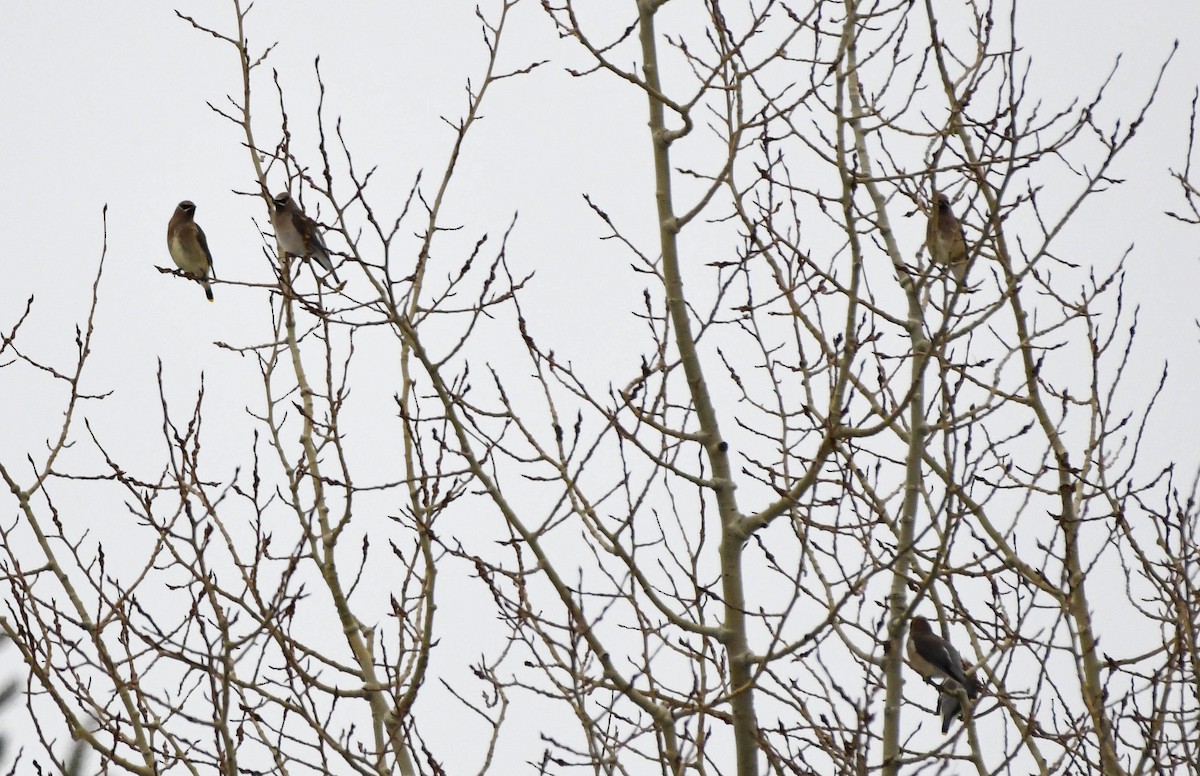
xmin=193 ymin=223 xmax=215 ymax=277
xmin=914 ymin=633 xmax=968 ymax=685
xmin=290 ymin=207 xmax=316 ymax=241
xmin=294 ymin=208 xmax=336 ymax=274
xmin=949 ymin=222 xmax=968 ymax=263
xmin=304 ymin=212 xmax=331 ymax=254
xmin=942 ymin=643 xmax=970 ymax=685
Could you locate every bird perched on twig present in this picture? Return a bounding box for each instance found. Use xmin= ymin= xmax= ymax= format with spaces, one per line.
xmin=925 ymin=193 xmax=969 ymax=285
xmin=167 ymin=200 xmax=215 ymax=302
xmin=907 ymin=614 xmax=981 ymax=701
xmin=270 ymin=191 xmax=341 ymax=284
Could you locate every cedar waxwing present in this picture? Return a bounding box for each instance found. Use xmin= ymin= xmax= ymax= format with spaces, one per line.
xmin=167 ymin=200 xmax=215 ymax=301
xmin=937 ymin=677 xmax=966 ymax=734
xmin=906 ymin=616 xmax=980 ymax=699
xmin=925 ymin=193 xmax=969 ymax=284
xmin=270 ymin=191 xmax=340 ymax=283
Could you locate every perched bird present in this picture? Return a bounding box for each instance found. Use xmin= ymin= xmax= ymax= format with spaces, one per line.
xmin=907 ymin=616 xmax=980 ymax=698
xmin=925 ymin=193 xmax=969 ymax=284
xmin=938 ymin=677 xmax=966 ymax=734
xmin=270 ymin=191 xmax=340 ymax=283
xmin=167 ymin=200 xmax=215 ymax=301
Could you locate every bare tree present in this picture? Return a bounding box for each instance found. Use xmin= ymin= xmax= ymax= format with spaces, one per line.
xmin=1 ymin=1 xmax=1194 ymax=775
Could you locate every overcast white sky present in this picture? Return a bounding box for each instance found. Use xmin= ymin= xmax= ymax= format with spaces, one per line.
xmin=3 ymin=1 xmax=1200 ymax=772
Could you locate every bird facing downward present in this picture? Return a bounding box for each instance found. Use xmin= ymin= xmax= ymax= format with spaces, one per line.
xmin=938 ymin=677 xmax=967 ymax=734
xmin=906 ymin=616 xmax=980 ymax=698
xmin=925 ymin=193 xmax=969 ymax=284
xmin=270 ymin=191 xmax=340 ymax=284
xmin=167 ymin=200 xmax=215 ymax=302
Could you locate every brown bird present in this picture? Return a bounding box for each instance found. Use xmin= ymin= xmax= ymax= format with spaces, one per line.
xmin=907 ymin=616 xmax=980 ymax=698
xmin=167 ymin=200 xmax=215 ymax=301
xmin=925 ymin=193 xmax=969 ymax=284
xmin=270 ymin=191 xmax=340 ymax=284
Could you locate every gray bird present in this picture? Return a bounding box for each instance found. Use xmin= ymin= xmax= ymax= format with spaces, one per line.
xmin=270 ymin=191 xmax=340 ymax=284
xmin=907 ymin=616 xmax=980 ymax=698
xmin=167 ymin=200 xmax=215 ymax=301
xmin=925 ymin=193 xmax=969 ymax=284
xmin=937 ymin=677 xmax=966 ymax=734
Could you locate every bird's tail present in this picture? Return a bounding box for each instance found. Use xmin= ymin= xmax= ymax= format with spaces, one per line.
xmin=313 ymin=252 xmax=340 ymax=284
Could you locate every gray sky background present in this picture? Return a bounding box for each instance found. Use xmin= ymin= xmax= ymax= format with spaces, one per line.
xmin=3 ymin=1 xmax=1200 ymax=772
